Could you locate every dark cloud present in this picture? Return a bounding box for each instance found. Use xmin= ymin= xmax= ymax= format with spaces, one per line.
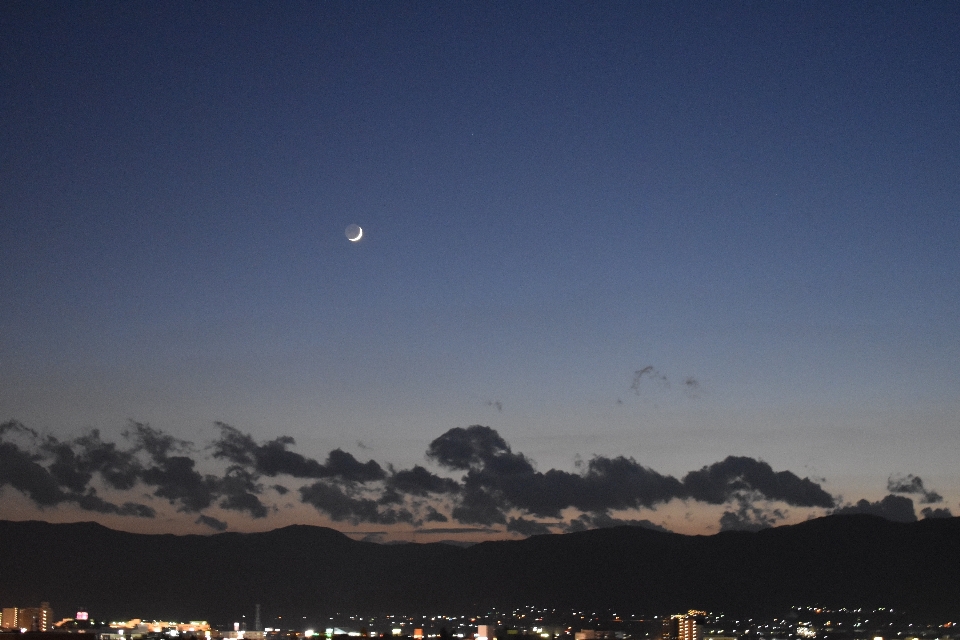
xmin=217 ymin=467 xmax=268 ymax=518
xmin=920 ymin=506 xmax=953 ymax=519
xmin=426 ymin=426 xmax=835 ymax=528
xmin=323 ymin=448 xmax=386 ymax=483
xmin=127 ymin=424 xmax=291 ymax=518
xmin=438 ymin=435 xmax=538 ymax=524
xmin=427 ymin=426 xmax=684 ymax=521
xmin=476 ymin=455 xmax=682 ymax=519
xmin=484 ymin=400 xmax=503 ymax=412
xmin=427 ymin=425 xmax=511 ymax=471
xmin=887 ymin=474 xmax=925 ymax=494
xmin=577 ymin=512 xmax=672 ymax=533
xmin=196 ymin=515 xmax=228 ymax=531
xmin=0 ymin=420 xmax=36 ymax=438
xmin=0 ymin=438 xmax=70 ymax=507
xmin=125 ymin=422 xmax=219 ymax=513
xmin=377 ymin=487 xmax=404 ymax=505
xmin=72 ymin=492 xmax=156 ymax=518
xmin=73 ymin=430 xmax=142 ymax=490
xmin=387 ymin=465 xmax=459 ymax=496
xmin=212 ymin=424 xmax=326 ymax=478
xmin=561 ymin=513 xmax=670 ymax=533
xmin=451 ymin=482 xmax=510 ymax=525
xmin=887 ymin=474 xmax=943 ymax=504
xmin=719 ymin=510 xmax=768 ymax=532
xmin=42 ymin=438 xmax=94 ymax=493
xmin=208 ymin=424 xmax=258 ymax=467
xmin=565 ymin=517 xmax=589 ymax=533
xmin=718 ymin=494 xmax=786 ymax=532
xmin=126 ymin=421 xmax=190 ymax=460
xmin=682 ymin=456 xmax=835 ymax=507
xmin=299 ymin=481 xmax=414 ymax=525
xmin=682 ymin=376 xmax=703 ymax=399
xmin=140 ymin=454 xmax=219 ymax=513
xmin=832 ymin=495 xmax=917 ymax=522
xmin=0 ymin=423 xmax=154 ymax=518
xmin=423 ymin=506 xmax=448 ymax=522
xmin=507 ymin=517 xmax=553 ymax=537
xmin=4 ymin=420 xmax=389 ymax=523
xmin=118 ymin=502 xmax=156 ymax=517
xmin=42 ymin=430 xmax=142 ymax=493
xmin=212 ymin=425 xmax=391 ymax=523
xmin=565 ymin=456 xmax=684 ymax=512
xmin=125 ymin=422 xmax=270 ymax=516
xmin=1 ymin=420 xmax=859 ymax=536
xmin=212 ymin=424 xmax=385 ymax=482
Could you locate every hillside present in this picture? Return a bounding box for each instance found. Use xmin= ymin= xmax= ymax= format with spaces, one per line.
xmin=1 ymin=515 xmax=958 ymax=622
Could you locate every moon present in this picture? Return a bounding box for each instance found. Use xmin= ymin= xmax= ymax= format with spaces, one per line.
xmin=345 ymin=224 xmax=362 ymax=242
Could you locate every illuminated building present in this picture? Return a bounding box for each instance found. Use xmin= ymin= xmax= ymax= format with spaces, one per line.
xmin=678 ymin=616 xmax=699 ymax=640
xmin=1 ymin=608 xmax=18 ymax=630
xmin=15 ymin=603 xmax=53 ymax=632
xmin=664 ymin=611 xmax=703 ymax=640
xmin=108 ymin=618 xmax=213 ymax=636
xmin=661 ymin=617 xmax=677 ymax=640
xmin=575 ymin=632 xmax=617 ymax=640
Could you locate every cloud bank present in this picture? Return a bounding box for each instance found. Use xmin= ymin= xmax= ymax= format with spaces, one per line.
xmin=0 ymin=420 xmax=945 ymax=536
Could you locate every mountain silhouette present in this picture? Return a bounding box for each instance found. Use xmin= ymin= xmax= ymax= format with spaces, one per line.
xmin=0 ymin=515 xmax=957 ymax=623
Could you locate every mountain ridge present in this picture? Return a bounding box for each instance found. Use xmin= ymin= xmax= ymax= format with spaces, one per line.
xmin=0 ymin=515 xmax=957 ymax=622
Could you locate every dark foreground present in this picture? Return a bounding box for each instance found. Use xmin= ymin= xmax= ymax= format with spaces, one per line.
xmin=0 ymin=515 xmax=958 ymax=622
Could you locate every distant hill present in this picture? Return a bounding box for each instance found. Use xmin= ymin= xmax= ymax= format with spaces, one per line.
xmin=0 ymin=515 xmax=958 ymax=623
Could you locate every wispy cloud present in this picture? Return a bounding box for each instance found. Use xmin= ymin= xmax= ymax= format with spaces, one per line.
xmin=630 ymin=366 xmax=669 ymax=395
xmin=887 ymin=474 xmax=943 ymax=504
xmin=483 ymin=399 xmax=503 ymax=412
xmin=196 ymin=514 xmax=228 ymax=531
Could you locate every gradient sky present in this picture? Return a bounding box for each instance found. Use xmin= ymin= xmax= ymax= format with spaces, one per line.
xmin=2 ymin=1 xmax=959 ymax=541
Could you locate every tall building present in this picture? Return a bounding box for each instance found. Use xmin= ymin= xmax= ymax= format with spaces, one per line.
xmin=660 ymin=617 xmax=678 ymax=640
xmin=18 ymin=603 xmax=53 ymax=632
xmin=2 ymin=608 xmax=19 ymax=630
xmin=665 ymin=611 xmax=703 ymax=640
xmin=678 ymin=616 xmax=699 ymax=640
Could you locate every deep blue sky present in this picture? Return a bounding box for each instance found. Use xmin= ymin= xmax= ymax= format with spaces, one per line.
xmin=1 ymin=2 xmax=958 ymax=538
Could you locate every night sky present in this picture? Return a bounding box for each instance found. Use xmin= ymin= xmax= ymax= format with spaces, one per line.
xmin=2 ymin=2 xmax=959 ymax=541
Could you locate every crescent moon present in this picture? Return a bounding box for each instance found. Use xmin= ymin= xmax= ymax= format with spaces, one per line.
xmin=345 ymin=224 xmax=363 ymax=242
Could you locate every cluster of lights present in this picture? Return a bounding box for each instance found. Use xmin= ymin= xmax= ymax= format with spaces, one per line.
xmin=106 ymin=604 xmax=949 ymax=640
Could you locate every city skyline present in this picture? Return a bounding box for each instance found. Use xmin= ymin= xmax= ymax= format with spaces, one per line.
xmin=2 ymin=2 xmax=959 ymax=539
